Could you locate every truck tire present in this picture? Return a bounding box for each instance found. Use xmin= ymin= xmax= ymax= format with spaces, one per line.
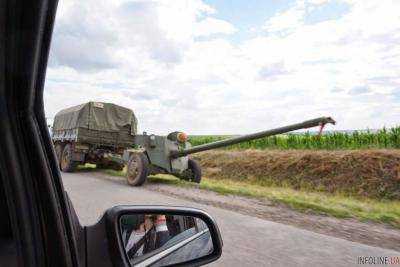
xmin=126 ymin=152 xmax=149 ymax=186
xmin=60 ymin=143 xmax=78 ymax=172
xmin=188 ymin=159 xmax=202 ymax=183
xmin=54 ymin=143 xmax=64 ymax=169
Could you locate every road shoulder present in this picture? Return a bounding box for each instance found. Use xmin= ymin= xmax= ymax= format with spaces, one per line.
xmin=143 ymin=180 xmax=400 ymax=252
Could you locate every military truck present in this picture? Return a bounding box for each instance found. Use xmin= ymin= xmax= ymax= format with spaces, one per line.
xmin=52 ymin=102 xmax=137 ymax=172
xmin=52 ymin=101 xmax=335 ymax=186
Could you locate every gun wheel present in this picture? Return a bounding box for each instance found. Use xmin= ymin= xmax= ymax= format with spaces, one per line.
xmin=126 ymin=152 xmax=149 ymax=186
xmin=186 ymin=159 xmax=202 ymax=183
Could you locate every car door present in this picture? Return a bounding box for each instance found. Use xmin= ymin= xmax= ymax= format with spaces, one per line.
xmin=0 ymin=0 xmax=82 ymax=266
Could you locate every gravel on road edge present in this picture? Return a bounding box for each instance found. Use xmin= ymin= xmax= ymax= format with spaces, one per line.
xmin=91 ymin=171 xmax=400 ymax=252
xmin=143 ymin=180 xmax=400 ymax=252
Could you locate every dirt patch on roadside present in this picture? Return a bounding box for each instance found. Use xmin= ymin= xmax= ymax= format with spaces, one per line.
xmin=144 ymin=182 xmax=400 ymax=252
xmin=193 ymin=149 xmax=400 ymax=199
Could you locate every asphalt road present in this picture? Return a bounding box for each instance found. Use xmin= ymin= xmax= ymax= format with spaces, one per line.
xmin=62 ymin=171 xmax=399 ymax=267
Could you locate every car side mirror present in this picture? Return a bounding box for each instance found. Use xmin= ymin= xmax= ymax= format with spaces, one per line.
xmin=85 ymin=206 xmax=223 ymax=267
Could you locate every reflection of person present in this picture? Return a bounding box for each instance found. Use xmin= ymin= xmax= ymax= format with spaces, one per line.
xmin=126 ymin=215 xmax=171 ymax=259
xmin=144 ymin=215 xmax=170 ymax=253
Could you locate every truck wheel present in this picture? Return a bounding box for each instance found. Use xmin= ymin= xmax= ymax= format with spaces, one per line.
xmin=126 ymin=152 xmax=149 ymax=186
xmin=60 ymin=144 xmax=78 ymax=172
xmin=187 ymin=159 xmax=202 ymax=183
xmin=54 ymin=143 xmax=64 ymax=169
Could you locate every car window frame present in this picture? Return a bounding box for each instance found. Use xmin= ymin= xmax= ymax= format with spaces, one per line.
xmin=0 ymin=1 xmax=81 ymax=266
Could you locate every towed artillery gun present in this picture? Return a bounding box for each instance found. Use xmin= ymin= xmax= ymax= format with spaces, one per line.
xmin=52 ymin=102 xmax=335 ymax=186
xmin=124 ymin=116 xmax=335 ymax=186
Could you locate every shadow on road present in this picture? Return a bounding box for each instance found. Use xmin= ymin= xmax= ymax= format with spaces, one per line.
xmin=78 ymin=170 xmax=182 ymax=188
xmin=75 ymin=167 xmax=98 ymax=173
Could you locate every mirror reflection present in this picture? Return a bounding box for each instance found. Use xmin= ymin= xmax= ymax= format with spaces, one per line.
xmin=120 ymin=214 xmax=213 ymax=267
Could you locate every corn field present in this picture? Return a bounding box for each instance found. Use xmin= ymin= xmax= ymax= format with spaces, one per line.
xmin=189 ymin=127 xmax=400 ymax=150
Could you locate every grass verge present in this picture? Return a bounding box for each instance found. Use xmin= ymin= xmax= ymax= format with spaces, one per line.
xmin=101 ymin=168 xmax=400 ymax=228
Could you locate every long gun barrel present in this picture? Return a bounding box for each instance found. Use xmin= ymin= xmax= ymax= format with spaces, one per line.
xmin=170 ymin=117 xmax=336 ymax=158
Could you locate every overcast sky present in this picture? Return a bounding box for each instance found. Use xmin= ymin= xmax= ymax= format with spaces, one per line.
xmin=44 ymin=0 xmax=400 ymax=134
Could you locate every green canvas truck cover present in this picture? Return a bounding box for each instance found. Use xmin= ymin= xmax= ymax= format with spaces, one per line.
xmin=53 ymin=102 xmax=137 ymax=134
xmin=52 ymin=102 xmax=137 ymax=148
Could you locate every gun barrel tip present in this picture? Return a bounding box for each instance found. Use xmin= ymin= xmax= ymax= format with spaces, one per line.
xmin=326 ymin=117 xmax=336 ymax=125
